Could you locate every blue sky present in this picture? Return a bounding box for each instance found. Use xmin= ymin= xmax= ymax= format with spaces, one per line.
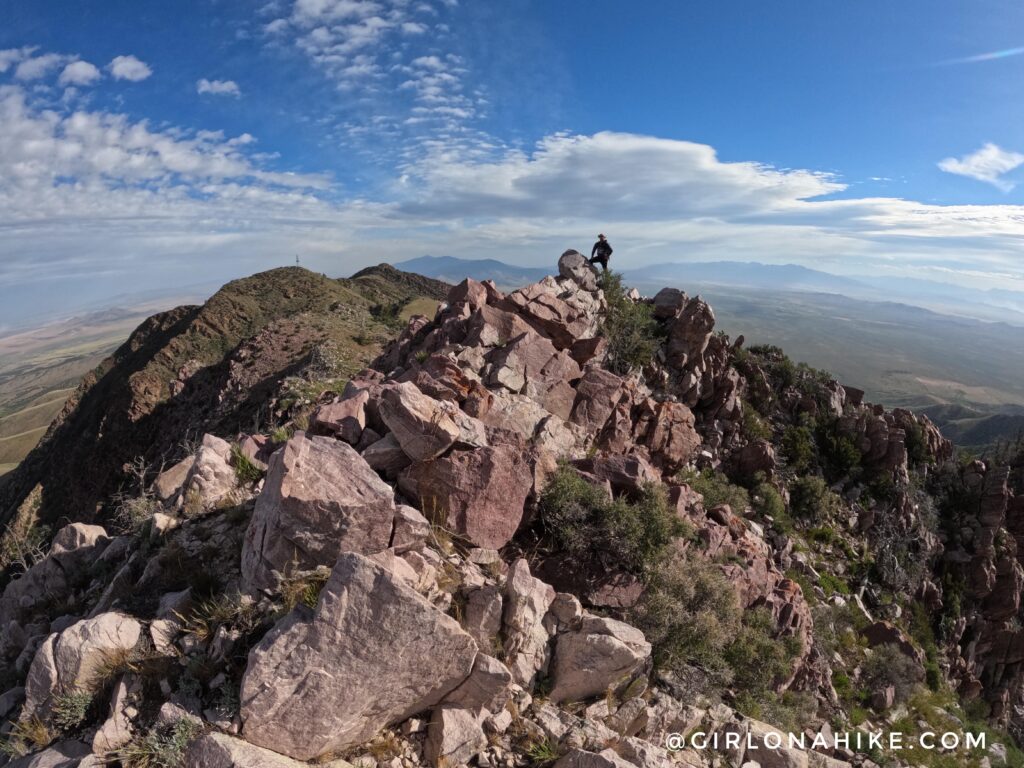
xmin=2 ymin=0 xmax=1024 ymax=327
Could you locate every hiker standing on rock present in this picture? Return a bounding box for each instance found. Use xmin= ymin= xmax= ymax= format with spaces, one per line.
xmin=589 ymin=234 xmax=613 ymax=271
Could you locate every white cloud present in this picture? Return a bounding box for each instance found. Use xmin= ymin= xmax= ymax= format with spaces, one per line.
xmin=197 ymin=78 xmax=242 ymax=97
xmin=938 ymin=142 xmax=1024 ymax=191
xmin=266 ymin=0 xmax=479 ymax=148
xmin=108 ymin=55 xmax=152 ymax=81
xmin=58 ymin=60 xmax=102 ymax=86
xmin=15 ymin=53 xmax=66 ymax=80
xmin=6 ymin=78 xmax=1024 ymax=322
xmin=0 ymin=47 xmax=36 ymax=74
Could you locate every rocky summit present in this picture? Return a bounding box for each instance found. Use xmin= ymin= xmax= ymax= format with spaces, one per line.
xmin=1 ymin=253 xmax=1023 ymax=768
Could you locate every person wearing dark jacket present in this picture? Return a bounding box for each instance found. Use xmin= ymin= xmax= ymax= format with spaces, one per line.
xmin=590 ymin=234 xmax=612 ymax=271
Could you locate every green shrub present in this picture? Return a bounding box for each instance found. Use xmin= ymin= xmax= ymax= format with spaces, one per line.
xmin=110 ymin=718 xmax=202 ymax=768
xmin=52 ymin=689 xmax=94 ymax=733
xmin=818 ymin=572 xmax=850 ymax=596
xmin=789 ymin=476 xmax=840 ymax=521
xmin=632 ymin=557 xmax=800 ymax=701
xmin=817 ymin=420 xmax=862 ymax=478
xmin=598 ymin=271 xmax=662 ymax=375
xmin=678 ymin=468 xmax=750 ymax=513
xmin=725 ymin=607 xmax=803 ymax=693
xmin=743 ymin=407 xmax=772 ymax=440
xmin=630 ymin=555 xmax=741 ymax=687
xmin=860 ymin=644 xmax=924 ymax=704
xmin=782 ymin=425 xmax=816 ymax=472
xmin=905 ymin=421 xmax=931 ymax=466
xmin=538 ymin=466 xmax=687 ymax=578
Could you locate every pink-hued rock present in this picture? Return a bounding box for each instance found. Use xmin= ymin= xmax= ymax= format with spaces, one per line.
xmin=398 ymin=444 xmax=533 ymax=549
xmin=241 ymin=434 xmax=395 ymax=592
xmin=666 ymin=298 xmax=715 ymax=370
xmin=240 ymin=553 xmax=477 ymax=760
xmin=549 ymin=615 xmax=651 ymax=703
xmin=634 ymin=399 xmax=701 ymax=473
xmin=569 ymin=368 xmax=626 ymax=435
xmin=310 ymin=388 xmax=369 ymax=444
xmin=448 ymin=278 xmax=489 ymax=308
xmin=558 ymin=250 xmax=600 ymax=292
xmin=378 ymin=382 xmax=462 ymax=461
xmin=361 ymin=432 xmax=412 ymax=476
xmin=183 ymin=434 xmax=241 ymax=512
xmin=22 ymin=612 xmax=142 ymax=723
xmin=571 ymin=455 xmax=660 ymax=495
xmin=652 ymin=287 xmax=686 ymax=319
xmin=502 ymin=559 xmax=556 ymax=687
xmin=425 ymin=706 xmax=487 ymax=766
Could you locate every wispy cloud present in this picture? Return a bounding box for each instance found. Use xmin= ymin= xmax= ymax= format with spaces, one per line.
xmin=938 ymin=143 xmax=1024 ymax=191
xmin=937 ymin=46 xmax=1024 ymax=66
xmin=108 ymin=55 xmax=152 ymax=81
xmin=263 ymin=0 xmax=487 ymax=159
xmin=197 ymin=78 xmax=241 ymax=97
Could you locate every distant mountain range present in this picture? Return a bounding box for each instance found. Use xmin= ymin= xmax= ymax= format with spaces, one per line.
xmin=393 ymin=255 xmax=1024 ymax=327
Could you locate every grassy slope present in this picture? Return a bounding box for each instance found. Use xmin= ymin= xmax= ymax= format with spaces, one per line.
xmin=0 ymin=265 xmax=450 ymax=526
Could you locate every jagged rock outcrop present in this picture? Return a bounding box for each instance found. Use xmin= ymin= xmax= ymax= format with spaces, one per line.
xmin=22 ymin=612 xmax=142 ymax=724
xmin=240 ymin=553 xmax=478 ymax=760
xmin=241 ymin=434 xmax=395 ymax=592
xmin=0 ymin=254 xmax=1008 ymax=768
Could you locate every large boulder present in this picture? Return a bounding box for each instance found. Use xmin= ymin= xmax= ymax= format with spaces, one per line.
xmin=6 ymin=741 xmax=95 ymax=768
xmin=549 ymin=615 xmax=651 ymax=703
xmin=498 ymin=280 xmax=600 ymax=350
xmin=425 ymin=706 xmax=487 ymax=766
xmin=185 ymin=732 xmax=339 ymax=768
xmin=569 ymin=369 xmax=626 ymax=436
xmin=240 ymin=553 xmax=478 ymax=760
xmin=666 ymin=298 xmax=715 ymax=370
xmin=634 ymin=399 xmax=701 ymax=473
xmin=310 ymin=389 xmax=369 ymax=445
xmin=558 ymin=250 xmax=600 ymax=292
xmin=398 ymin=444 xmax=533 ymax=549
xmin=0 ymin=524 xmax=110 ymax=631
xmin=241 ymin=434 xmax=395 ymax=592
xmin=502 ymin=559 xmax=556 ymax=687
xmin=182 ymin=434 xmax=240 ymax=512
xmin=22 ymin=612 xmax=142 ymax=723
xmin=378 ymin=382 xmax=462 ymax=461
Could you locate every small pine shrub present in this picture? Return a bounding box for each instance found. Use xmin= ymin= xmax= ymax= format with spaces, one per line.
xmin=782 ymin=425 xmax=816 ymax=472
xmin=538 ymin=466 xmax=687 ymax=578
xmin=678 ymin=468 xmax=750 ymax=513
xmin=752 ymin=481 xmax=786 ymax=522
xmin=597 ymin=271 xmax=662 ymax=375
xmin=743 ymin=407 xmax=773 ymax=440
xmin=860 ymin=643 xmax=924 ymax=704
xmin=725 ymin=607 xmax=803 ymax=693
xmin=0 ymin=484 xmax=50 ymax=575
xmin=789 ymin=476 xmax=840 ymax=521
xmin=629 ymin=555 xmax=741 ymax=689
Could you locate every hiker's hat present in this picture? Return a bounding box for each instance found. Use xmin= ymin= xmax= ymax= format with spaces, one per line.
xmin=598 ymin=233 xmax=606 ymax=238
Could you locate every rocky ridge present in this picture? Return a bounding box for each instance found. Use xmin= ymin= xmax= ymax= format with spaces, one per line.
xmin=0 ymin=252 xmax=1021 ymax=767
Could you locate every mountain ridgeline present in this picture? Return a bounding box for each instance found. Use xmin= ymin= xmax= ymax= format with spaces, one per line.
xmin=1 ymin=253 xmax=1023 ymax=767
